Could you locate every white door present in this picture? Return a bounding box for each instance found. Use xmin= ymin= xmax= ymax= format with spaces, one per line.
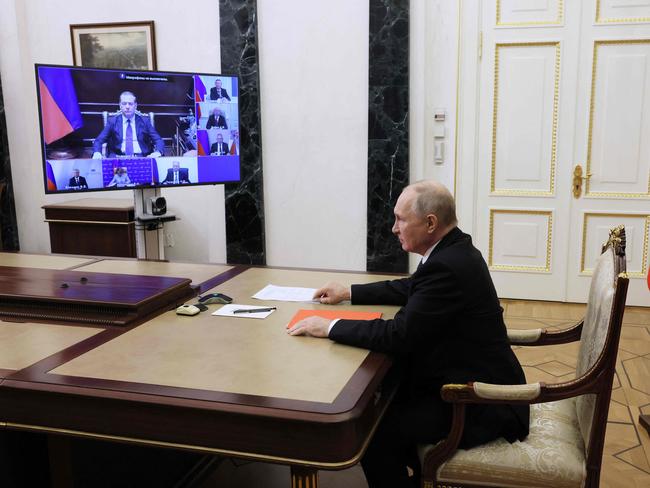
xmin=470 ymin=0 xmax=650 ymax=306
xmin=566 ymin=1 xmax=650 ymax=306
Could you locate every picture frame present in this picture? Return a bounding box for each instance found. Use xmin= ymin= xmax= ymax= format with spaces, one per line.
xmin=70 ymin=21 xmax=157 ymax=70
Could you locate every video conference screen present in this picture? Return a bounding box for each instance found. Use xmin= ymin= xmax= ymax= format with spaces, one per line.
xmin=35 ymin=64 xmax=240 ymax=194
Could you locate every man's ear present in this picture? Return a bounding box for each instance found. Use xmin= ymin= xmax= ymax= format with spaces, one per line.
xmin=426 ymin=214 xmax=438 ymax=233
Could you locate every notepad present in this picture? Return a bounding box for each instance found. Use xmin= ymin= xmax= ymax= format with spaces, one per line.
xmin=286 ymin=309 xmax=382 ymax=329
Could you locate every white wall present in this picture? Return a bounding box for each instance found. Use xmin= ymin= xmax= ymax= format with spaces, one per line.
xmin=257 ymin=0 xmax=369 ymax=270
xmin=409 ymin=0 xmax=460 ymax=271
xmin=0 ymin=0 xmax=226 ymax=263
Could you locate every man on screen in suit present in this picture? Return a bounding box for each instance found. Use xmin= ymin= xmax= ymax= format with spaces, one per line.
xmin=210 ymin=134 xmax=230 ymax=156
xmin=68 ymin=169 xmax=88 ymax=189
xmin=162 ymin=161 xmax=190 ymax=185
xmin=288 ymin=180 xmax=529 ymax=488
xmin=209 ymin=79 xmax=231 ymax=102
xmin=92 ymin=91 xmax=164 ymax=159
xmin=206 ymin=108 xmax=228 ymax=130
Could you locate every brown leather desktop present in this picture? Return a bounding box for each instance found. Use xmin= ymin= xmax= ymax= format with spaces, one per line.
xmin=0 ymin=258 xmax=400 ymax=487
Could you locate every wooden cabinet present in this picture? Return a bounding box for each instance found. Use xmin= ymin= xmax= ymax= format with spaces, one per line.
xmin=43 ymin=198 xmax=136 ymax=258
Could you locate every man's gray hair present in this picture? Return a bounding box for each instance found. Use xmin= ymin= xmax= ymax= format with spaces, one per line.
xmin=119 ymin=91 xmax=137 ymax=102
xmin=407 ymin=180 xmax=458 ymax=227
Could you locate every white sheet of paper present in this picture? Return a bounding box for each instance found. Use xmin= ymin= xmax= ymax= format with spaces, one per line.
xmin=212 ymin=304 xmax=275 ymax=319
xmin=252 ymin=284 xmax=318 ymax=302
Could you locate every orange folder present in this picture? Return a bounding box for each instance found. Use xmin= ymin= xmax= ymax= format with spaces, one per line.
xmin=286 ymin=309 xmax=382 ymax=328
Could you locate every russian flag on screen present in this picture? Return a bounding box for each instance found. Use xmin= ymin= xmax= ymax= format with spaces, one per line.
xmin=195 ymin=75 xmax=207 ymax=102
xmin=197 ymin=130 xmax=210 ymax=156
xmin=38 ymin=67 xmax=83 ymax=144
xmin=45 ymin=161 xmax=57 ymax=191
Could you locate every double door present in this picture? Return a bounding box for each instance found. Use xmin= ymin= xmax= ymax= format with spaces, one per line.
xmin=470 ymin=0 xmax=650 ymax=306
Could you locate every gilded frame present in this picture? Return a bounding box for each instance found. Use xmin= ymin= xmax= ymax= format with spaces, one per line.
xmin=70 ymin=21 xmax=157 ymax=70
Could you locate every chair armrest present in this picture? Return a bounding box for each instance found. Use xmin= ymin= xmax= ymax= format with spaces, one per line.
xmin=441 ymin=382 xmax=542 ymax=403
xmin=507 ymin=328 xmax=543 ymax=344
xmin=508 ymin=320 xmax=583 ymax=346
xmin=441 ymin=373 xmax=601 ymax=405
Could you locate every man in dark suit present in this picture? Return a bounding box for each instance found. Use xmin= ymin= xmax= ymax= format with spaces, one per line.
xmin=210 ymin=134 xmax=230 ymax=156
xmin=206 ymin=108 xmax=228 ymax=129
xmin=92 ymin=91 xmax=164 ymax=159
xmin=209 ymin=79 xmax=231 ymax=101
xmin=162 ymin=161 xmax=190 ymax=185
xmin=288 ymin=180 xmax=529 ymax=488
xmin=68 ymin=169 xmax=88 ymax=189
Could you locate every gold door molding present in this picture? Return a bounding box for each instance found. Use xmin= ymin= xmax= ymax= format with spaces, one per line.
xmin=580 ymin=212 xmax=649 ymax=277
xmin=586 ymin=39 xmax=650 ymax=198
xmin=488 ymin=209 xmax=553 ymax=272
xmin=491 ymin=42 xmax=561 ymax=196
xmin=596 ymin=0 xmax=650 ymax=24
xmin=496 ymin=0 xmax=564 ymax=27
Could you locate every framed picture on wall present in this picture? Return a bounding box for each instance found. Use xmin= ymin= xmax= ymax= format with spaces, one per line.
xmin=70 ymin=21 xmax=157 ymax=70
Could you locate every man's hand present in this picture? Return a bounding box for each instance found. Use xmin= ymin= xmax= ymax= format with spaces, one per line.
xmin=149 ymin=151 xmax=162 ymax=158
xmin=92 ymin=152 xmax=103 ymax=159
xmin=287 ymin=316 xmax=330 ymax=337
xmin=313 ymin=282 xmax=351 ymax=304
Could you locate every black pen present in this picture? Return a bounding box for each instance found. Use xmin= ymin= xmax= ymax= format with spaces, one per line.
xmin=232 ymin=307 xmax=277 ymax=314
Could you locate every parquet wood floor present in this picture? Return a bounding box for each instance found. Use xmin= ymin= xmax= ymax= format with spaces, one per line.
xmin=204 ymin=300 xmax=650 ymax=487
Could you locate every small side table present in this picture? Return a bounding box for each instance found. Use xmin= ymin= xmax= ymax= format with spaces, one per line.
xmin=43 ymin=198 xmax=136 ymax=258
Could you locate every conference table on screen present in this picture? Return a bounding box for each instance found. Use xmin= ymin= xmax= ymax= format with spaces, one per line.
xmin=0 ymin=252 xmax=401 ymax=487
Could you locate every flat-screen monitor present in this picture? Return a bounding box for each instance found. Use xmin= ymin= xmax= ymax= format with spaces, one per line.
xmin=35 ymin=63 xmax=240 ymax=194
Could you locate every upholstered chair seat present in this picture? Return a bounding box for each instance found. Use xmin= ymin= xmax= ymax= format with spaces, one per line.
xmin=426 ymin=398 xmax=585 ymax=488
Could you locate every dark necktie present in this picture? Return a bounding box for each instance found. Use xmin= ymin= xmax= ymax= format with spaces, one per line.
xmin=75 ymin=177 xmax=79 ymax=184
xmin=174 ymin=171 xmax=179 ymax=184
xmin=125 ymin=119 xmax=134 ymax=156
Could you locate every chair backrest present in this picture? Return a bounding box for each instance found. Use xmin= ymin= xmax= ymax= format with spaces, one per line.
xmin=102 ymin=110 xmax=155 ymax=127
xmin=574 ymin=226 xmax=628 ymax=449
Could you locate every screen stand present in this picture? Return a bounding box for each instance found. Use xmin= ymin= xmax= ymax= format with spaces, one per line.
xmin=133 ymin=188 xmax=167 ymax=260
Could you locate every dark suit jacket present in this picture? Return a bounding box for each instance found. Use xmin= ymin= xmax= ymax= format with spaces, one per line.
xmin=92 ymin=114 xmax=164 ymax=157
xmin=330 ymin=227 xmax=529 ymax=448
xmin=68 ymin=176 xmax=88 ymax=189
xmin=206 ymin=114 xmax=228 ymax=130
xmin=209 ymin=87 xmax=231 ymax=101
xmin=162 ymin=168 xmax=190 ymax=184
xmin=210 ymin=142 xmax=230 ymax=155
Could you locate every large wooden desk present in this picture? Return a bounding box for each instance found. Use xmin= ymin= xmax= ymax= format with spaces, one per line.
xmin=0 ymin=263 xmax=400 ymax=487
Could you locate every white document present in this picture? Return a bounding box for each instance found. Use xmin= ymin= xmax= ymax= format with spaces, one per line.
xmin=252 ymin=284 xmax=318 ymax=302
xmin=212 ymin=304 xmax=276 ymax=319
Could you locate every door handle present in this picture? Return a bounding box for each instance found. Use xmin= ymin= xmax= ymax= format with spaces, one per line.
xmin=572 ymin=164 xmax=592 ymax=198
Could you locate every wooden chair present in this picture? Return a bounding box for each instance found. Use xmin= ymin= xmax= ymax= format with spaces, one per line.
xmin=418 ymin=225 xmax=629 ymax=488
xmin=102 ymin=109 xmax=155 ymax=127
